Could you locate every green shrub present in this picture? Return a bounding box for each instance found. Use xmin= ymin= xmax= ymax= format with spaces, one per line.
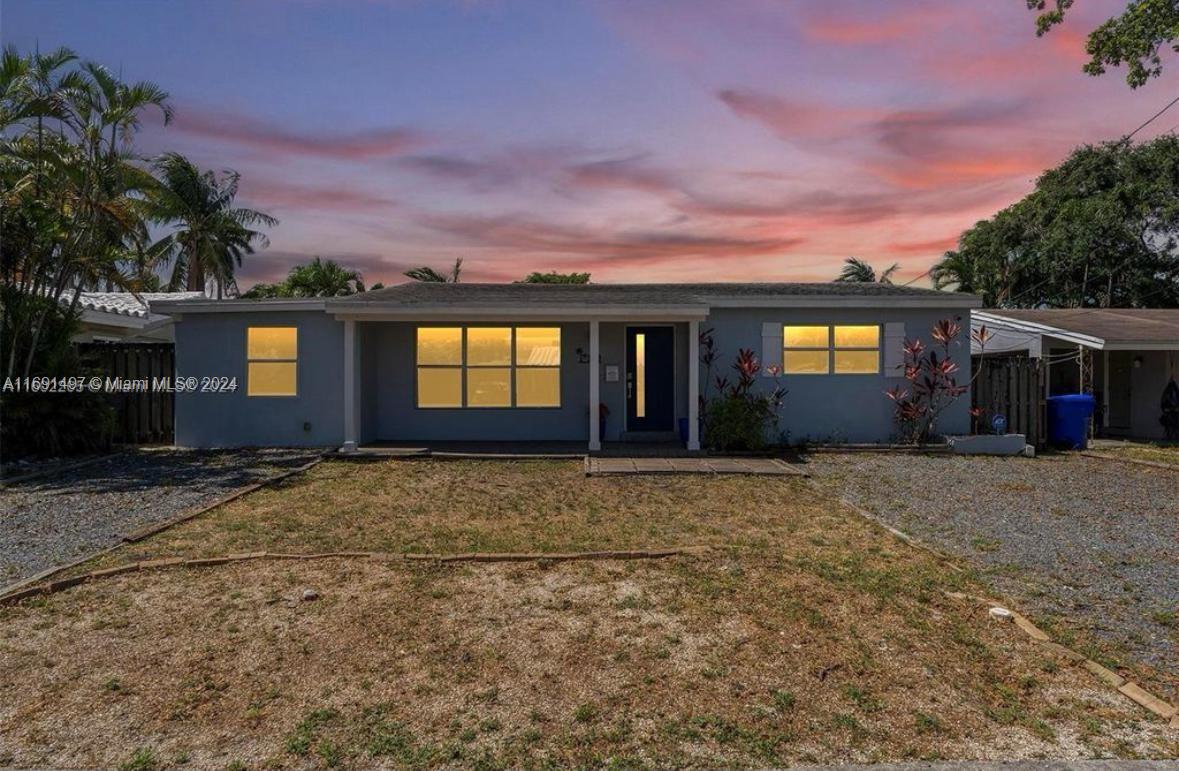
xmin=1 ymin=291 xmax=114 ymax=461
xmin=700 ymin=347 xmax=785 ymax=452
xmin=704 ymin=394 xmax=774 ymax=451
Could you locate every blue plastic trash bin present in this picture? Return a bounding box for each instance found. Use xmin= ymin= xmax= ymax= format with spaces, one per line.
xmin=1046 ymin=394 xmax=1096 ymax=449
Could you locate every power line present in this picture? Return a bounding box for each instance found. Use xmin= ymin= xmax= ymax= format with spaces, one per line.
xmin=1126 ymin=93 xmax=1179 ymax=139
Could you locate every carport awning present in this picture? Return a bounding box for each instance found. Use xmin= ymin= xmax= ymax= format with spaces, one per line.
xmin=974 ymin=309 xmax=1179 ymax=353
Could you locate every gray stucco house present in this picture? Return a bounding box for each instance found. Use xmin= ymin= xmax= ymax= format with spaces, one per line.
xmin=152 ymin=283 xmax=981 ymax=451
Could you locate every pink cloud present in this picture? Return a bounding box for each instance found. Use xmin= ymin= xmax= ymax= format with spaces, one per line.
xmin=885 ymin=235 xmax=960 ymax=256
xmin=240 ymin=178 xmax=398 ymax=214
xmin=716 ymin=89 xmax=877 ymax=142
xmin=415 ymin=212 xmax=805 ymax=262
xmin=801 ymin=6 xmax=958 ymax=45
xmin=174 ymin=107 xmax=430 ymax=160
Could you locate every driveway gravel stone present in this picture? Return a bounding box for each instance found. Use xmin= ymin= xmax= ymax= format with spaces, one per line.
xmin=0 ymin=448 xmax=320 ymax=585
xmin=806 ymin=452 xmax=1179 ymax=695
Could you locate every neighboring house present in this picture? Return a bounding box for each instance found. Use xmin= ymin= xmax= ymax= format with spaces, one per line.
xmin=972 ymin=309 xmax=1179 ymax=440
xmin=152 ymin=283 xmax=981 ymax=450
xmin=65 ymin=291 xmax=206 ymax=343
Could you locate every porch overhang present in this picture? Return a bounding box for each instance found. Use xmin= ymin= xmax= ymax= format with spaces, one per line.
xmin=327 ymin=304 xmax=709 ymax=322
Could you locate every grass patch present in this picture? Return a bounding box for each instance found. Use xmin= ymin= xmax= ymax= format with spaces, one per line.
xmin=1 ymin=459 xmax=1173 ymax=767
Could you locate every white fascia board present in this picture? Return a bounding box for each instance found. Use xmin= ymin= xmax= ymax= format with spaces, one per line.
xmin=148 ymin=299 xmax=327 ymax=314
xmin=1102 ymin=342 xmax=1179 ymax=351
xmin=79 ymin=308 xmax=149 ymax=330
xmin=329 ymin=304 xmax=710 ymax=322
xmin=973 ymin=311 xmax=1106 ymax=349
xmin=705 ymin=295 xmax=982 ymax=309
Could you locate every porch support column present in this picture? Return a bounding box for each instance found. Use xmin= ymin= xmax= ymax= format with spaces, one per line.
xmin=589 ymin=319 xmax=601 ymax=452
xmin=1102 ymin=349 xmax=1110 ymax=429
xmin=341 ymin=318 xmax=358 ymax=453
xmin=687 ymin=319 xmax=700 ymax=451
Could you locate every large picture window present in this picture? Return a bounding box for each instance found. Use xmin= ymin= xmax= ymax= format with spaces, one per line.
xmin=247 ymin=327 xmax=297 ymax=396
xmin=416 ymin=326 xmax=560 ymax=408
xmin=783 ymin=324 xmax=879 ymax=375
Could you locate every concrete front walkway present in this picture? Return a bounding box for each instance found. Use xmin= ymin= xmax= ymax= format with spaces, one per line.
xmin=586 ymin=456 xmax=805 ymax=476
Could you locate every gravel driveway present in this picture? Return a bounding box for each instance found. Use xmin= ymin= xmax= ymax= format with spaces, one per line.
xmin=0 ymin=448 xmax=320 ymax=585
xmin=806 ymin=452 xmax=1179 ymax=691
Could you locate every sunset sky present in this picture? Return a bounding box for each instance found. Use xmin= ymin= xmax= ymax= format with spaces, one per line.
xmin=5 ymin=0 xmax=1176 ymax=287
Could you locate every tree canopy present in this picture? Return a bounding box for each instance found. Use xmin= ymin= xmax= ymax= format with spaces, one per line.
xmin=834 ymin=258 xmax=897 ymax=284
xmin=932 ymin=135 xmax=1179 ymax=308
xmin=404 ymin=258 xmax=462 ymax=283
xmin=1030 ymin=0 xmax=1179 ymax=88
xmin=242 ymin=257 xmax=365 ymax=298
xmin=518 ymin=271 xmax=591 ymax=284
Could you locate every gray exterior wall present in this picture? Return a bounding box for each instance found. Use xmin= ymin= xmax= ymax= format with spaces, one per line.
xmin=363 ymin=321 xmax=591 ymax=442
xmin=172 ymin=306 xmax=972 ymax=447
xmin=704 ymin=307 xmax=972 ymax=443
xmin=1092 ymin=348 xmax=1178 ymax=440
xmin=173 ymin=311 xmax=345 ymax=448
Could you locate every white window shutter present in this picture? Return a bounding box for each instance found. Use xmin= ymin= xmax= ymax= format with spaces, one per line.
xmin=761 ymin=322 xmax=783 ymax=375
xmin=883 ymin=322 xmax=906 ymax=375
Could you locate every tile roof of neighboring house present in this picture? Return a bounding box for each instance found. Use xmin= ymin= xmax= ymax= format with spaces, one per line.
xmin=330 ymin=282 xmax=971 ymax=307
xmin=977 ymin=308 xmax=1179 ymax=345
xmin=65 ymin=291 xmax=206 ymax=319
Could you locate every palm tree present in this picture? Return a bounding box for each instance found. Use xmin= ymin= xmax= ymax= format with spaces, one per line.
xmin=1 ymin=48 xmax=169 ymax=377
xmin=404 ymin=257 xmax=462 ymax=283
xmin=285 ymin=257 xmax=364 ymax=297
xmin=146 ymin=152 xmax=277 ymax=296
xmin=835 ymin=257 xmax=899 ymax=284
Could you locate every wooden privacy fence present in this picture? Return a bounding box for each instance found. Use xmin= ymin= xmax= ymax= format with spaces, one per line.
xmin=78 ymin=342 xmax=175 ymax=445
xmin=972 ymin=355 xmax=1045 ymax=447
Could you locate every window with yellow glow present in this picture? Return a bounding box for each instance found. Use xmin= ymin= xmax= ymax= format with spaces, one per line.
xmin=515 ymin=327 xmax=560 ymax=407
xmin=833 ymin=325 xmax=879 ymax=374
xmin=782 ymin=324 xmax=879 ymax=375
xmin=783 ymin=325 xmax=830 ymax=374
xmin=247 ymin=327 xmax=297 ymax=396
xmin=416 ymin=326 xmax=560 ymax=408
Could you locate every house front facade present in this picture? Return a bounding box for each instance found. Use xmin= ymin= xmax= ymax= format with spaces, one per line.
xmin=153 ymin=283 xmax=981 ymax=450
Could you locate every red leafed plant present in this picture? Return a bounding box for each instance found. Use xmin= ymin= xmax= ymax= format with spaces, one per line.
xmin=699 ymin=336 xmax=787 ymax=451
xmin=885 ymin=318 xmax=990 ymax=443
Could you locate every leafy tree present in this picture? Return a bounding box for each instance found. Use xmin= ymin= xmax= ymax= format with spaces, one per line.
xmin=1030 ymin=0 xmax=1179 ymax=87
xmin=934 ymin=135 xmax=1179 ymax=308
xmin=1 ymin=47 xmax=169 ymax=380
xmin=241 ymin=257 xmax=365 ymax=298
xmin=146 ymin=152 xmax=277 ymax=296
xmin=370 ymin=281 xmax=385 ymax=291
xmin=834 ymin=257 xmax=898 ymax=284
xmin=518 ymin=271 xmax=590 ymax=284
xmin=404 ymin=257 xmax=462 ymax=283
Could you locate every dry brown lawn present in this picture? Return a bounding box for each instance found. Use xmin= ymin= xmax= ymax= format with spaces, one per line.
xmin=1 ymin=459 xmax=1175 ymax=769
xmin=1092 ymin=443 xmax=1179 ymax=466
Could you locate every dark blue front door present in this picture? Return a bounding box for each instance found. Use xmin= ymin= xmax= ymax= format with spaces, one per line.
xmin=626 ymin=326 xmax=674 ymax=432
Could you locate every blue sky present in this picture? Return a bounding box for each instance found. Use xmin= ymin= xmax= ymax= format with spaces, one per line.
xmin=4 ymin=0 xmax=1172 ymax=288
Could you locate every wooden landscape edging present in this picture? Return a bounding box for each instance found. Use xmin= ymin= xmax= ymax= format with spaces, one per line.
xmin=0 ymin=455 xmax=327 ymax=602
xmin=1079 ymin=451 xmax=1179 ymax=473
xmin=0 ymin=546 xmax=709 ymax=606
xmin=945 ymin=591 xmax=1179 ymax=727
xmin=806 ymin=478 xmax=1178 ymax=726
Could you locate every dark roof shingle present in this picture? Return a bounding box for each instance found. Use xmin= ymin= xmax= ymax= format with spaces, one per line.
xmin=979 ymin=308 xmax=1179 ymax=344
xmin=330 ymin=282 xmax=969 ymax=307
